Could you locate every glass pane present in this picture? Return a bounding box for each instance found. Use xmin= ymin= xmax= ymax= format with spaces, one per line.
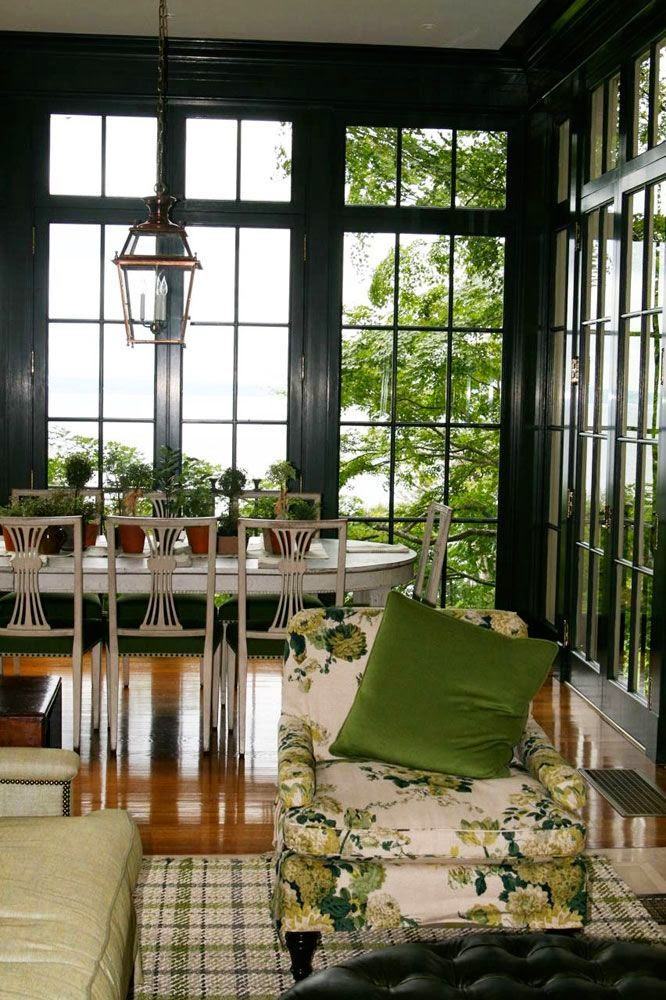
xmin=576 ymin=546 xmax=590 ymax=654
xmin=659 ymin=41 xmax=666 ymax=145
xmin=589 ymin=85 xmax=604 ymax=180
xmin=238 ymin=228 xmax=290 ymax=323
xmin=624 ymin=323 xmax=641 ymax=435
xmin=48 ymin=324 xmax=99 ymax=418
xmin=397 ymin=234 xmax=449 ymax=327
xmin=450 ymin=331 xmax=501 ymax=424
xmin=594 ymin=437 xmax=609 ymax=551
xmin=626 ymin=190 xmax=645 ymax=313
xmin=236 ymin=424 xmax=287 ymax=481
xmin=557 ymin=120 xmax=570 ymax=204
xmin=583 ymin=324 xmax=597 ymax=431
xmin=584 ymin=210 xmax=600 ymax=320
xmin=617 ymin=565 xmax=632 ymax=687
xmin=455 ymin=130 xmax=507 ymax=209
xmin=552 ymin=228 xmax=567 ymax=328
xmin=449 ymin=428 xmax=499 ymax=519
xmin=400 ymin=128 xmax=452 ymax=207
xmin=635 ymin=571 xmax=652 ymax=700
xmin=578 ymin=436 xmax=591 ymax=541
xmin=545 ymin=528 xmax=558 ymax=624
xmin=49 ymin=114 xmax=101 ymax=196
xmin=648 ymin=179 xmax=666 ymax=311
xmin=453 ymin=236 xmax=504 ymax=328
xmin=49 ymin=224 xmax=101 ymax=320
xmin=641 ymin=444 xmax=657 ymax=569
xmin=394 ymin=426 xmax=446 ymax=514
xmin=181 ymin=423 xmax=231 ymax=471
xmin=105 ymin=116 xmax=157 ymax=197
xmin=347 ymin=520 xmax=390 ymax=544
xmin=606 ymin=74 xmax=621 ymax=171
xmin=103 ymin=325 xmax=154 ymax=418
xmin=602 ymin=205 xmax=615 ymax=320
xmin=647 ymin=313 xmax=662 ymax=437
xmin=341 ymin=328 xmax=392 ymax=421
xmin=188 ymin=227 xmax=236 ymax=323
xmin=446 ymin=526 xmax=497 ymax=608
xmin=339 ymin=425 xmax=390 ymax=518
xmin=48 ymin=421 xmax=99 ymax=486
xmin=634 ymin=52 xmax=651 ymax=155
xmin=343 ymin=232 xmax=395 ymax=326
xmin=186 ymin=118 xmax=237 ymax=200
xmin=102 ymin=422 xmax=153 ymax=478
xmin=620 ymin=441 xmax=638 ymax=562
xmin=182 ymin=326 xmax=234 ymax=420
xmin=549 ymin=330 xmax=564 ymax=426
xmin=345 ymin=127 xmax=397 ymax=206
xmin=547 ymin=430 xmax=562 ymax=525
xmin=240 ymin=121 xmax=291 ymax=201
xmin=104 ymin=225 xmax=133 ymax=321
xmin=395 ymin=330 xmax=446 ymax=424
xmin=237 ymin=326 xmax=288 ymax=421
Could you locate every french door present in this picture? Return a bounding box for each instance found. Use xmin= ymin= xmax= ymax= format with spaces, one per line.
xmin=566 ymin=178 xmax=665 ymax=756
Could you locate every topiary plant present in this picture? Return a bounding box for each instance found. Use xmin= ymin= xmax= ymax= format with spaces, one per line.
xmin=263 ymin=460 xmax=298 ymax=517
xmin=63 ymin=452 xmax=94 ymax=496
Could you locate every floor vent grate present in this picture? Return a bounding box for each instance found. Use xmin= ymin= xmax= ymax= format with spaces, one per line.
xmin=581 ymin=768 xmax=666 ymax=817
xmin=638 ymin=895 xmax=666 ymax=925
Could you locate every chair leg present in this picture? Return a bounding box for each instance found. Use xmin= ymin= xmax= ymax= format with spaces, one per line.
xmin=72 ymin=650 xmax=83 ymax=752
xmin=12 ymin=655 xmax=20 ymax=675
xmin=91 ymin=643 xmax=102 ymax=731
xmin=0 ymin=656 xmax=3 ymax=676
xmin=202 ymin=650 xmax=213 ymax=753
xmin=226 ymin=645 xmax=236 ymax=734
xmin=211 ymin=644 xmax=221 ymax=730
xmin=122 ymin=655 xmax=130 ymax=689
xmin=285 ymin=932 xmax=321 ymax=982
xmin=199 ymin=657 xmax=204 ymax=687
xmin=107 ymin=646 xmax=119 ymax=753
xmin=238 ymin=649 xmax=247 ymax=756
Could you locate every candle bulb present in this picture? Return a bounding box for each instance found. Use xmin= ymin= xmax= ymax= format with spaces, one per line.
xmin=140 ymin=292 xmax=146 ymax=324
xmin=154 ymin=272 xmax=168 ymax=323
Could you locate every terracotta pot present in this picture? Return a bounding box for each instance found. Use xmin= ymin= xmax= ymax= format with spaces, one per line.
xmin=118 ymin=524 xmax=146 ymax=554
xmin=263 ymin=527 xmax=312 ymax=556
xmin=186 ymin=525 xmax=210 ymax=555
xmin=217 ymin=534 xmax=239 ymax=556
xmin=84 ymin=521 xmax=99 ymax=549
xmin=2 ymin=525 xmax=66 ymax=555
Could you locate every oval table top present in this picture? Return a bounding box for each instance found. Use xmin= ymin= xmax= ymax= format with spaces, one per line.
xmin=0 ymin=537 xmax=416 ymax=598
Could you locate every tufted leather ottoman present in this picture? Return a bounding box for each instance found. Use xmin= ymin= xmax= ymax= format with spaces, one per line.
xmin=281 ymin=934 xmax=666 ymax=998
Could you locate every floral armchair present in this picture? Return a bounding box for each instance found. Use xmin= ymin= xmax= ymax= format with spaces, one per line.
xmin=273 ymin=606 xmax=588 ymax=980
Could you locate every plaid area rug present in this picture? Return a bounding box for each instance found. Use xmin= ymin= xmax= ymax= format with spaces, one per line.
xmin=135 ymin=854 xmax=664 ymax=1000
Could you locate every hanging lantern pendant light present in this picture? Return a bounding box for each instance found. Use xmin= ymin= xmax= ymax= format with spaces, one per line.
xmin=113 ymin=0 xmax=201 ymax=347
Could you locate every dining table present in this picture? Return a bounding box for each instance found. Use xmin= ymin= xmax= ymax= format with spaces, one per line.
xmin=0 ymin=537 xmax=417 ymax=607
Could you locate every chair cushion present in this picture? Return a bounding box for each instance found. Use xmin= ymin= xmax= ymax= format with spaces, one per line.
xmin=226 ymin=622 xmax=288 ymax=658
xmin=112 ymin=593 xmax=221 ymax=655
xmin=0 ymin=593 xmax=104 ymax=654
xmin=281 ymin=758 xmax=585 ymax=861
xmin=0 ymin=809 xmax=142 ymax=1000
xmin=218 ymin=593 xmax=324 ymax=624
xmin=280 ymin=936 xmax=666 ymax=999
xmin=330 ymin=592 xmax=556 ymax=779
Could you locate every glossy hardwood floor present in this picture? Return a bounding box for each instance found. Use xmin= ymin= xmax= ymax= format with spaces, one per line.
xmin=9 ymin=655 xmax=666 ymax=853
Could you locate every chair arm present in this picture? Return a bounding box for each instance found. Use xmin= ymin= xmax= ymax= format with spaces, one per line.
xmin=516 ymin=719 xmax=586 ymax=815
xmin=278 ymin=714 xmax=316 ymax=809
xmin=0 ymin=748 xmax=80 ymax=817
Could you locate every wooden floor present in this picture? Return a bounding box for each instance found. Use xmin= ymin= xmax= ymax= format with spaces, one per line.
xmin=8 ymin=655 xmax=666 ymax=854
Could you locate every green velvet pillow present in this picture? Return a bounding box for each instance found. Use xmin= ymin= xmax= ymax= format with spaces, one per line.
xmin=330 ymin=591 xmax=557 ymax=779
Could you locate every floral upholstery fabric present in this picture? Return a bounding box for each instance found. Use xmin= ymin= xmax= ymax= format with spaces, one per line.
xmin=275 ymin=606 xmax=587 ymax=934
xmin=280 ymin=758 xmax=585 ymax=862
xmin=441 ymin=608 xmax=528 ymax=638
xmin=275 ymin=853 xmax=587 ymax=933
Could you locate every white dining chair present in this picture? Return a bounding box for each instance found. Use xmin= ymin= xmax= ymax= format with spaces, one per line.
xmin=105 ymin=515 xmax=221 ymax=753
xmin=413 ymin=501 xmax=453 ymax=607
xmin=226 ymin=517 xmax=347 ymax=756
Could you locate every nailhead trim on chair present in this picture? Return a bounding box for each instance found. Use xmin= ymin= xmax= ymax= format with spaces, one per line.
xmin=0 ymin=778 xmax=71 ymax=815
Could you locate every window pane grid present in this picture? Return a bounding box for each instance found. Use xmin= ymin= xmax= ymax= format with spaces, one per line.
xmin=341 ymin=130 xmax=506 ymax=606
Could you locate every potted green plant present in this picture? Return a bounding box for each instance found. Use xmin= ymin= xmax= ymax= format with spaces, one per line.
xmin=181 ymin=483 xmax=215 ymax=553
xmin=216 ymin=466 xmax=247 ymax=555
xmin=259 ymin=461 xmax=320 ymax=554
xmin=105 ymin=448 xmax=154 ymax=553
xmin=0 ymin=495 xmax=68 ymax=555
xmin=153 ymin=445 xmax=182 ymax=517
xmin=63 ymin=452 xmax=99 ymax=546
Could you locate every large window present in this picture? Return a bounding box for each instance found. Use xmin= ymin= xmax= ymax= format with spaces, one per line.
xmin=339 ymin=126 xmax=508 ymax=606
xmin=45 ymin=112 xmax=294 ymax=486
